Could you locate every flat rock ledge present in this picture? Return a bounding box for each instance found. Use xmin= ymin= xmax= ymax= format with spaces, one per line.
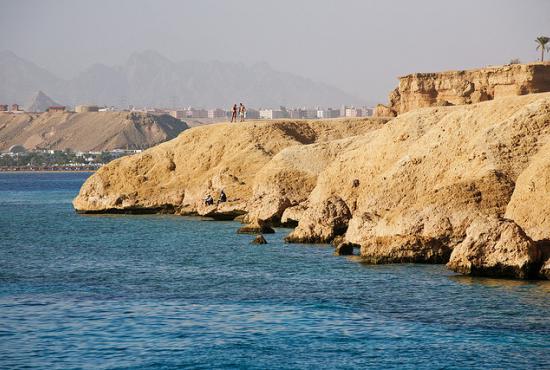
xmin=359 ymin=235 xmax=452 ymax=264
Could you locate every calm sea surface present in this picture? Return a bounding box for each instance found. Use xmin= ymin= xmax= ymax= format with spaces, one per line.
xmin=0 ymin=172 xmax=549 ymax=369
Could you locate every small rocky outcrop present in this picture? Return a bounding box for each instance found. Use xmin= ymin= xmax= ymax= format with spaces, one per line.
xmin=447 ymin=216 xmax=541 ymax=279
xmin=360 ymin=235 xmax=452 ymax=264
xmin=237 ymin=220 xmax=275 ymax=234
xmin=505 ymin=140 xmax=550 ymax=241
xmin=374 ymin=62 xmax=550 ymax=116
xmin=251 ymin=235 xmax=268 ymax=244
xmin=285 ymin=196 xmax=351 ymax=243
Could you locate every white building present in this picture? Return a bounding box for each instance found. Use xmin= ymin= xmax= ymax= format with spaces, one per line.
xmin=259 ymin=108 xmax=289 ymax=119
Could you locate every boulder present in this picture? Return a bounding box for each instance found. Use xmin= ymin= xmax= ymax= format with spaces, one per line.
xmin=251 ymin=235 xmax=267 ymax=245
xmin=285 ymin=196 xmax=351 ymax=243
xmin=447 ymin=216 xmax=541 ymax=279
xmin=360 ymin=235 xmax=452 ymax=264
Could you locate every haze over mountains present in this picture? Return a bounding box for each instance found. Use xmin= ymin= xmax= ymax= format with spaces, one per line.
xmin=0 ymin=50 xmax=364 ymax=109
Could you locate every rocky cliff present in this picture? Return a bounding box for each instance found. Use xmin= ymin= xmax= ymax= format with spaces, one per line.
xmin=0 ymin=111 xmax=188 ymax=152
xmin=74 ymin=93 xmax=550 ymax=279
xmin=374 ymin=62 xmax=550 ymax=117
xmin=72 ymin=118 xmax=387 ymax=213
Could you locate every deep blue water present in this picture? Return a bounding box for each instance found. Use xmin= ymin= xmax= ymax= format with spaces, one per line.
xmin=0 ymin=172 xmax=549 ymax=369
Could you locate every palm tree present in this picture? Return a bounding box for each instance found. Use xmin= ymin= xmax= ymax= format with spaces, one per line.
xmin=535 ymin=36 xmax=550 ymax=62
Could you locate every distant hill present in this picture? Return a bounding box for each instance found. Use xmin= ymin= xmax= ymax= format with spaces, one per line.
xmin=25 ymin=90 xmax=60 ymax=112
xmin=0 ymin=111 xmax=188 ymax=152
xmin=0 ymin=50 xmax=363 ymax=108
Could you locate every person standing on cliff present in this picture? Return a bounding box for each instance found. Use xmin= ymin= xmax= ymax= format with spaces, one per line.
xmin=231 ymin=104 xmax=238 ymax=122
xmin=239 ymin=103 xmax=246 ymax=122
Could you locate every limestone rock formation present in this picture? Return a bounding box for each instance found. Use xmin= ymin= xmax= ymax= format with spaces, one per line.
xmin=505 ymin=141 xmax=550 ymax=241
xmin=73 ymin=92 xmax=550 ymax=279
xmin=73 ymin=118 xmax=384 ymax=214
xmin=374 ymin=63 xmax=550 ymax=116
xmin=0 ymin=111 xmax=187 ymax=152
xmin=289 ymin=93 xmax=550 ymax=265
xmin=447 ymin=216 xmax=541 ymax=279
xmin=285 ymin=195 xmax=351 ymax=243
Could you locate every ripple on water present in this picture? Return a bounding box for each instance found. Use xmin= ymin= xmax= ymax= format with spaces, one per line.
xmin=0 ymin=172 xmax=549 ymax=369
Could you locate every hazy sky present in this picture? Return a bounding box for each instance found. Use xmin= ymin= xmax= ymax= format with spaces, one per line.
xmin=1 ymin=0 xmax=549 ymax=102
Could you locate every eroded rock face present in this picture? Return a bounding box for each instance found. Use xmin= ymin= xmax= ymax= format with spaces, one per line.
xmin=374 ymin=63 xmax=550 ymax=116
xmin=360 ymin=235 xmax=452 ymax=264
xmin=73 ymin=118 xmax=384 ymax=215
xmin=505 ymin=141 xmax=550 ymax=241
xmin=285 ymin=196 xmax=351 ymax=243
xmin=447 ymin=216 xmax=541 ymax=279
xmin=286 ymin=93 xmax=550 ymax=267
xmin=73 ymin=91 xmax=550 ymax=279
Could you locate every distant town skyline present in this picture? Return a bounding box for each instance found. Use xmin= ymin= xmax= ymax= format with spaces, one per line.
xmin=0 ymin=0 xmax=549 ymax=103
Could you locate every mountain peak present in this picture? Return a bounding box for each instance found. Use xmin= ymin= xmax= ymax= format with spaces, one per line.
xmin=25 ymin=90 xmax=60 ymax=112
xmin=126 ymin=50 xmax=172 ymax=65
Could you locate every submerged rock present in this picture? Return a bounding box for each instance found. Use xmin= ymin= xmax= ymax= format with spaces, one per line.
xmin=251 ymin=235 xmax=268 ymax=245
xmin=447 ymin=216 xmax=541 ymax=279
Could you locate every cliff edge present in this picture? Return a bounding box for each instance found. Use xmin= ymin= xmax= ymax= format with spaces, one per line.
xmin=73 ymin=93 xmax=550 ymax=279
xmin=374 ymin=62 xmax=550 ymax=117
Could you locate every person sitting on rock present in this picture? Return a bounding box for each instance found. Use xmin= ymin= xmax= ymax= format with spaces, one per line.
xmin=218 ymin=190 xmax=227 ymax=204
xmin=204 ymin=194 xmax=214 ymax=206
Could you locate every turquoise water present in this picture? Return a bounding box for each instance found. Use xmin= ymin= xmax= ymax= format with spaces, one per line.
xmin=0 ymin=172 xmax=549 ymax=369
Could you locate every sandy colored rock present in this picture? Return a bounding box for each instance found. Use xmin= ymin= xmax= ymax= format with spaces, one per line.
xmin=237 ymin=220 xmax=275 ymax=234
xmin=447 ymin=216 xmax=541 ymax=279
xmin=73 ymin=90 xmax=550 ymax=279
xmin=373 ymin=104 xmax=397 ymax=118
xmin=73 ymin=117 xmax=383 ymax=214
xmin=287 ymin=93 xmax=550 ymax=263
xmin=505 ymin=141 xmax=550 ymax=241
xmin=375 ymin=63 xmax=550 ymax=116
xmin=0 ymin=111 xmax=187 ymax=151
xmin=285 ymin=195 xmax=351 ymax=243
xmin=244 ymin=120 xmax=384 ymax=225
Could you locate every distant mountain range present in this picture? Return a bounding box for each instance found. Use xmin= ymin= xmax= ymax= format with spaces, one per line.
xmin=0 ymin=50 xmax=364 ymax=109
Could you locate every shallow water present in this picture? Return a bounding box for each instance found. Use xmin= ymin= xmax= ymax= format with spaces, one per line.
xmin=0 ymin=172 xmax=549 ymax=369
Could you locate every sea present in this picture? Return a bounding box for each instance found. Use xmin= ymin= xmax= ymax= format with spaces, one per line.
xmin=0 ymin=172 xmax=549 ymax=369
